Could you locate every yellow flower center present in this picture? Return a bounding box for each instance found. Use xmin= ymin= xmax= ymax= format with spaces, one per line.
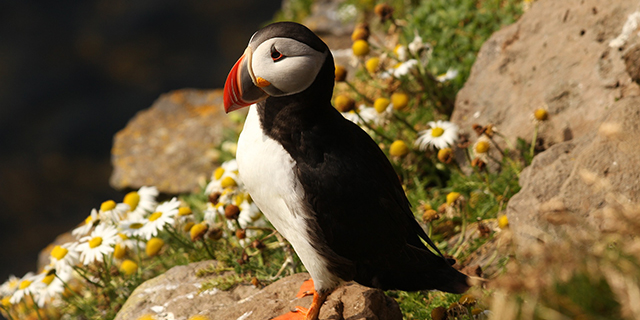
xmin=129 ymin=222 xmax=144 ymax=229
xmin=352 ymin=40 xmax=370 ymax=57
xmin=446 ymin=192 xmax=461 ymax=205
xmin=89 ymin=236 xmax=103 ymax=249
xmin=148 ymin=212 xmax=163 ymax=222
xmin=146 ymin=238 xmax=165 ymax=257
xmin=123 ymin=192 xmax=140 ymax=210
xmin=534 ymin=108 xmax=548 ymax=121
xmin=42 ymin=274 xmax=55 ymax=286
xmin=475 ymin=141 xmax=490 ymax=153
xmin=498 ymin=215 xmax=509 ymax=229
xmin=220 ymin=177 xmax=237 ymax=188
xmin=1 ymin=297 xmax=10 ymax=308
xmin=214 ymin=167 xmax=225 ymax=180
xmin=51 ymin=245 xmax=69 ymax=260
xmin=19 ymin=280 xmax=32 ymax=290
xmin=365 ymin=57 xmax=380 ymax=73
xmin=118 ymin=233 xmax=128 ymax=240
xmin=178 ymin=207 xmax=192 ymax=216
xmin=120 ymin=259 xmax=138 ymax=276
xmin=100 ymin=200 xmax=116 ymax=212
xmin=190 ymin=223 xmax=209 ymax=241
xmin=431 ymin=127 xmax=444 ymax=137
xmin=374 ymin=97 xmax=390 ymax=114
xmin=114 ymin=243 xmax=126 ymax=259
xmin=391 ymin=92 xmax=409 ymax=110
xmin=84 ymin=215 xmax=93 ymax=225
xmin=389 ymin=140 xmax=409 ymax=157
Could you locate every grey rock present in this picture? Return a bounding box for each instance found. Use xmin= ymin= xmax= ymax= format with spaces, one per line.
xmin=506 ymin=96 xmax=640 ymax=246
xmin=451 ymin=0 xmax=640 ymax=151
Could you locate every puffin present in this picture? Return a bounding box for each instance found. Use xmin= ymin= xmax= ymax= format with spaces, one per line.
xmin=223 ymin=21 xmax=470 ymax=320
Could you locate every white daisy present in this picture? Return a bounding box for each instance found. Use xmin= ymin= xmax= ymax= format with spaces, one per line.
xmin=415 ymin=120 xmax=459 ymax=150
xmin=33 ymin=266 xmax=69 ymax=308
xmin=124 ymin=186 xmax=159 ymax=220
xmin=98 ymin=201 xmax=130 ymax=224
xmin=72 ymin=208 xmax=100 ymax=238
xmin=138 ymin=197 xmax=180 ymax=240
xmin=0 ymin=275 xmax=20 ymax=297
xmin=205 ymin=160 xmax=242 ymax=196
xmin=76 ymin=223 xmax=119 ymax=265
xmin=436 ymin=68 xmax=459 ymax=82
xmin=407 ymin=31 xmax=432 ymax=65
xmin=10 ymin=272 xmax=43 ymax=304
xmin=118 ymin=218 xmax=148 ymax=239
xmin=49 ymin=242 xmax=79 ymax=273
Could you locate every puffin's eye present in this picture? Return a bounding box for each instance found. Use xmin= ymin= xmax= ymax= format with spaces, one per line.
xmin=271 ymin=47 xmax=284 ymax=62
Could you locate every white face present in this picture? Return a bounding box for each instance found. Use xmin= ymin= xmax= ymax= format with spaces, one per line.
xmin=250 ymin=37 xmax=327 ymax=97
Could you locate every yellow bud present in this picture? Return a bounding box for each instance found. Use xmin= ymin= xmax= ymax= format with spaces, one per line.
xmin=334 ymin=95 xmax=356 ymax=113
xmin=84 ymin=215 xmax=93 ymax=225
xmin=1 ymin=296 xmax=11 ymax=308
xmin=137 ymin=314 xmax=156 ymax=320
xmin=146 ymin=237 xmax=164 ymax=257
xmin=352 ymin=40 xmax=370 ymax=57
xmin=190 ymin=223 xmax=209 ymax=242
xmin=459 ymin=294 xmax=476 ymax=306
xmin=534 ymin=108 xmax=548 ymax=121
xmin=100 ymin=200 xmax=116 ymax=212
xmin=123 ymin=192 xmax=140 ymax=211
xmin=390 ymin=92 xmax=409 ymax=110
xmin=498 ymin=215 xmax=509 ymax=229
xmin=334 ymin=65 xmax=347 ymax=82
xmin=373 ymin=97 xmax=390 ymax=113
xmin=89 ymin=236 xmax=103 ymax=249
xmin=183 ymin=221 xmax=195 ymax=233
xmin=120 ymin=259 xmax=138 ymax=276
xmin=446 ymin=192 xmax=461 ymax=205
xmin=351 ymin=24 xmax=370 ymax=41
xmin=365 ymin=57 xmax=380 ymax=73
xmin=178 ymin=207 xmax=192 ymax=216
xmin=51 ymin=245 xmax=69 ymax=261
xmin=148 ymin=211 xmax=163 ymax=222
xmin=220 ymin=176 xmax=237 ymax=188
xmin=475 ymin=140 xmax=490 ymax=154
xmin=389 ymin=140 xmax=409 ymax=157
xmin=213 ymin=167 xmax=225 ymax=180
xmin=114 ymin=243 xmax=126 ymax=259
xmin=437 ymin=148 xmax=454 ymax=164
xmin=431 ymin=306 xmax=447 ymax=320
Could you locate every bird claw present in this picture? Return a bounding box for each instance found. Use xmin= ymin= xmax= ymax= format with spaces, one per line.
xmin=295 ymin=278 xmax=315 ymax=298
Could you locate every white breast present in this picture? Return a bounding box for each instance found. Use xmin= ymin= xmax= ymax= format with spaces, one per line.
xmin=236 ymin=105 xmax=341 ymax=292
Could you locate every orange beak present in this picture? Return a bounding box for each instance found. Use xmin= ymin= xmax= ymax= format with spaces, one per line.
xmin=223 ymin=49 xmax=268 ymax=113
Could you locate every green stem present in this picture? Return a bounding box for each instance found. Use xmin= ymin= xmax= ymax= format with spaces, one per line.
xmin=25 ymin=294 xmax=43 ymax=320
xmin=530 ymin=122 xmax=539 ymax=159
xmin=344 ymin=80 xmax=373 ymax=104
xmin=353 ymin=109 xmax=394 ymax=143
xmin=392 ymin=113 xmax=418 ymax=133
xmin=1 ymin=306 xmax=15 ymax=320
xmin=166 ymin=225 xmax=194 ymax=249
xmin=201 ymin=241 xmax=217 ymax=260
xmin=451 ymin=205 xmax=468 ymax=258
xmin=72 ymin=266 xmax=103 ymax=288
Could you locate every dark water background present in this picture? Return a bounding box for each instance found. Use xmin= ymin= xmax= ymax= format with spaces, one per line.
xmin=0 ymin=0 xmax=281 ymax=285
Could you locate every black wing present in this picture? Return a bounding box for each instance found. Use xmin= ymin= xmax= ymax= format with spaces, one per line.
xmin=292 ymin=108 xmax=468 ymax=293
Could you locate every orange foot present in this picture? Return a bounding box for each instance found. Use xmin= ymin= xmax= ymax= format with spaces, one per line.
xmin=271 ymin=278 xmax=330 ymax=320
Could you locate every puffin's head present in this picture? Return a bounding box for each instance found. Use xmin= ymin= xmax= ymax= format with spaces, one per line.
xmin=223 ymin=22 xmax=332 ymax=113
